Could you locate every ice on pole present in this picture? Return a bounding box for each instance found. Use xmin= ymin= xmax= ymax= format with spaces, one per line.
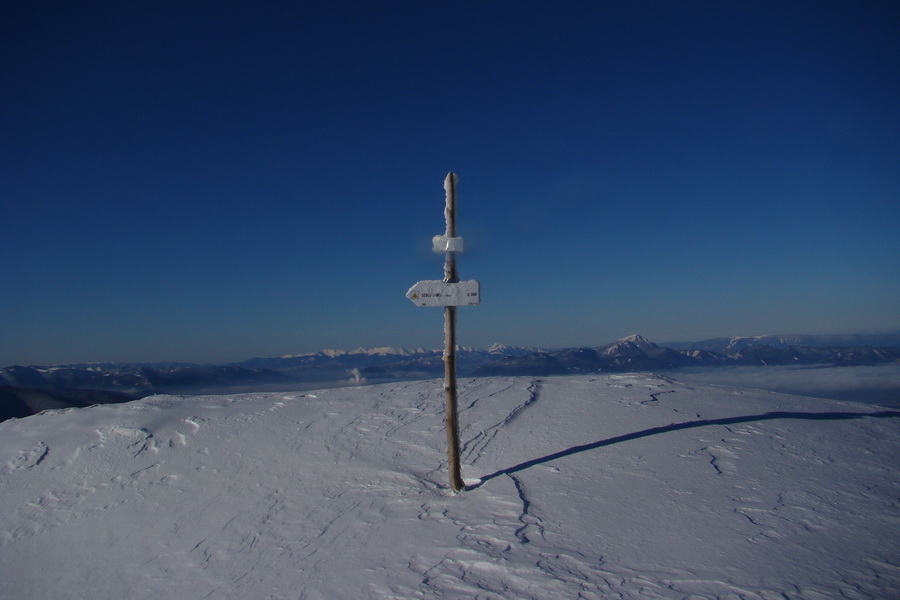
xmin=407 ymin=172 xmax=477 ymax=492
xmin=432 ymin=235 xmax=465 ymax=253
xmin=408 ymin=207 xmax=480 ymax=307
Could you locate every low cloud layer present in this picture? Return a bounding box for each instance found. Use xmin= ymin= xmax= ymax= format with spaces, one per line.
xmin=674 ymin=365 xmax=900 ymax=408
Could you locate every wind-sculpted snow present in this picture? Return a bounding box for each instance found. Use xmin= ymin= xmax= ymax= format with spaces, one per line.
xmin=1 ymin=375 xmax=898 ymax=599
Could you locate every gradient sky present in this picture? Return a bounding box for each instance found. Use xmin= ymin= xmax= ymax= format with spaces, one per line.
xmin=3 ymin=1 xmax=899 ymax=366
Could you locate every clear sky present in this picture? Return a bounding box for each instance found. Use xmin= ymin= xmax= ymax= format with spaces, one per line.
xmin=3 ymin=1 xmax=899 ymax=366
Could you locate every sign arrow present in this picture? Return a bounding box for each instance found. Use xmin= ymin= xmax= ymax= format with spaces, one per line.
xmin=406 ymin=280 xmax=480 ymax=307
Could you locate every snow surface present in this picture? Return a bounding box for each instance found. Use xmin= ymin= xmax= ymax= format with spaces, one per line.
xmin=1 ymin=374 xmax=898 ymax=599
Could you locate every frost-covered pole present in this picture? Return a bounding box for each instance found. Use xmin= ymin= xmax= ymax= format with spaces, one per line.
xmin=405 ymin=172 xmax=479 ymax=492
xmin=442 ymin=172 xmax=464 ymax=493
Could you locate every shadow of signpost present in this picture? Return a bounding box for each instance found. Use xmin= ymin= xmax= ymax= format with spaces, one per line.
xmin=468 ymin=410 xmax=900 ymax=490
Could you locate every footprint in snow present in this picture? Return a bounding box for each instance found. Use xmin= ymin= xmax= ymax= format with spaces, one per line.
xmin=706 ymin=445 xmax=739 ymax=476
xmin=3 ymin=442 xmax=49 ymax=472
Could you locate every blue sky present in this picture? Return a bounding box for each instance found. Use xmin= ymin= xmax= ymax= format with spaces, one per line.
xmin=3 ymin=1 xmax=898 ymax=366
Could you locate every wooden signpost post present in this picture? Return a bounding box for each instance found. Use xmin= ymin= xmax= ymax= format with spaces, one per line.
xmin=406 ymin=172 xmax=479 ymax=492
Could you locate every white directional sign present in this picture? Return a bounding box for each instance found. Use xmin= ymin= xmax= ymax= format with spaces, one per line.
xmin=406 ymin=280 xmax=480 ymax=307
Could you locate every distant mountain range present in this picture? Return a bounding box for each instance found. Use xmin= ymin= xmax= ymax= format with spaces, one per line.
xmin=2 ymin=334 xmax=898 ymax=421
xmin=473 ymin=334 xmax=900 ymax=376
xmin=662 ymin=333 xmax=900 ymax=353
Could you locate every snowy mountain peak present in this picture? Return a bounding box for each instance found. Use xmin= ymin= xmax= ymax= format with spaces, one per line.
xmin=602 ymin=334 xmax=657 ymax=353
xmin=617 ymin=334 xmax=654 ymax=347
xmin=349 ymin=347 xmax=412 ymax=357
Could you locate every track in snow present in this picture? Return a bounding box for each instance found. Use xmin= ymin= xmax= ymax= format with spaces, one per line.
xmin=1 ymin=374 xmax=898 ymax=599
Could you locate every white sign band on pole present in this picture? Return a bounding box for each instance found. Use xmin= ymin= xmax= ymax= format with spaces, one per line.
xmin=432 ymin=235 xmax=464 ymax=253
xmin=406 ymin=280 xmax=480 ymax=307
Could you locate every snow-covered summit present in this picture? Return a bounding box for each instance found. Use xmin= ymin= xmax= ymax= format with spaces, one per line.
xmin=615 ymin=333 xmax=656 ymax=349
xmin=352 ymin=347 xmax=428 ymax=356
xmin=600 ymin=333 xmax=658 ymax=356
xmin=1 ymin=374 xmax=897 ymax=599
